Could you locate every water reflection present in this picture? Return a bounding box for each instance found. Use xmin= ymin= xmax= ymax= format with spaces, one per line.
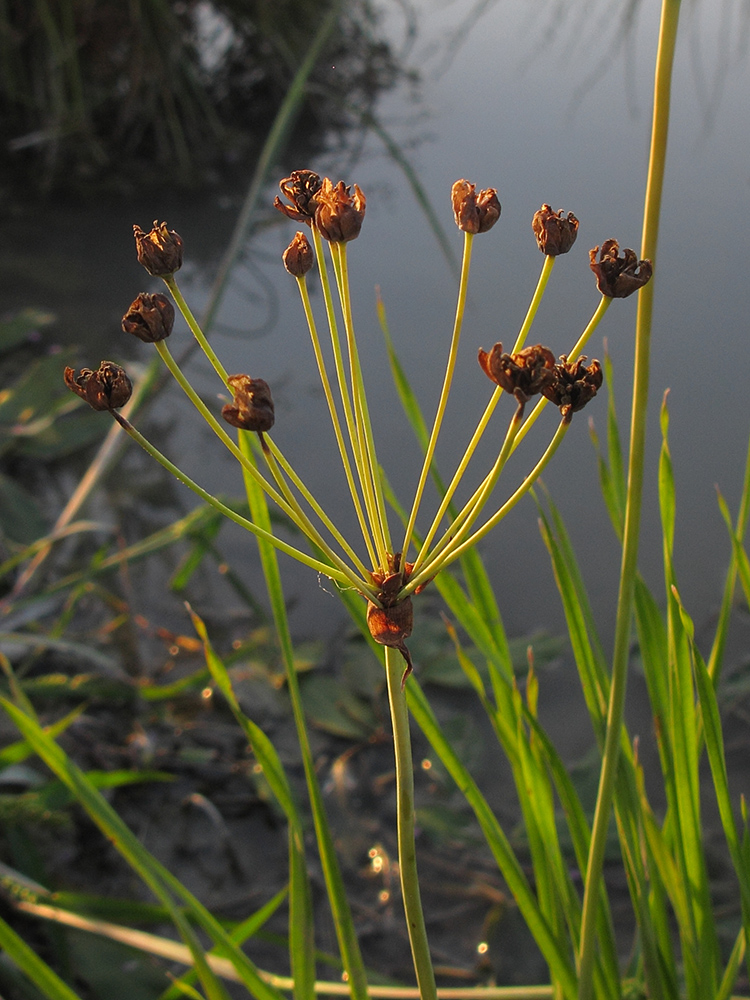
xmin=3 ymin=0 xmax=750 ymax=657
xmin=198 ymin=0 xmax=750 ymax=648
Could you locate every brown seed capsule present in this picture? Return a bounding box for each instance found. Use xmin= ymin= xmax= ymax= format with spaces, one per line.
xmin=282 ymin=231 xmax=314 ymax=277
xmin=451 ymin=179 xmax=501 ymax=234
xmin=589 ymin=240 xmax=653 ymax=298
xmin=221 ymin=375 xmax=275 ymax=433
xmin=64 ymin=361 xmax=132 ymax=411
xmin=478 ymin=343 xmax=556 ymax=405
xmin=366 ymin=565 xmax=415 ymax=683
xmin=133 ymin=221 xmax=184 ymax=277
xmin=532 ymin=204 xmax=579 ymax=256
xmin=122 ymin=292 xmax=175 ymax=343
xmin=314 ymin=177 xmax=366 ymax=243
xmin=273 ymin=169 xmax=323 ymax=225
xmin=542 ymin=354 xmax=603 ymax=423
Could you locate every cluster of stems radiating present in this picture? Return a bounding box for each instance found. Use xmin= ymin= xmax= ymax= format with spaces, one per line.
xmin=69 ymin=187 xmax=650 ymax=624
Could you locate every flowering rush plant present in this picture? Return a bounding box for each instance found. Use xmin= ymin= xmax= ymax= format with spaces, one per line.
xmin=65 ymin=172 xmax=651 ymax=678
xmin=64 ymin=170 xmax=652 ymax=997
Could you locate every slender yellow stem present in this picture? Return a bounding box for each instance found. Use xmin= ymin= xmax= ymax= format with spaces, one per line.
xmin=512 ymin=254 xmax=556 ymax=353
xmin=511 ymin=296 xmax=611 ymax=455
xmin=410 ymin=255 xmax=557 ymax=575
xmin=153 ymin=341 xmax=369 ymax=593
xmin=412 ymin=406 xmax=523 ymax=579
xmin=577 ymin=3 xmax=682 ymax=998
xmin=154 ymin=341 xmax=284 ymax=508
xmin=384 ymin=646 xmax=438 ymax=1000
xmin=312 ymin=226 xmax=384 ymax=567
xmin=333 ymin=240 xmax=392 ymax=558
xmin=164 ymin=275 xmax=229 ymax=385
xmin=261 ymin=435 xmax=371 ymax=579
xmin=107 ymin=411 xmax=355 ymax=588
xmin=401 ymin=231 xmax=474 ymax=560
xmin=406 ymin=417 xmax=569 ymax=591
xmin=296 ymin=273 xmax=378 ymax=567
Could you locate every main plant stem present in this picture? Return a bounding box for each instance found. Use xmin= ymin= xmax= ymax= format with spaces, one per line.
xmin=576 ymin=3 xmax=681 ymax=998
xmin=385 ymin=646 xmax=438 ymax=1000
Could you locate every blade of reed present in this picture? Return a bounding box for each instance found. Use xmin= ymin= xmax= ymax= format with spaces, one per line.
xmin=237 ymin=434 xmax=369 ymax=1000
xmin=536 ymin=496 xmax=677 ymax=998
xmin=577 ymin=2 xmax=683 ymax=994
xmin=0 ymin=697 xmax=284 ymax=1000
xmin=404 ymin=678 xmax=578 ymax=1000
xmin=0 ymin=913 xmax=83 ymax=1000
xmin=189 ymin=606 xmax=314 ymax=1000
xmin=659 ymin=397 xmax=720 ymax=997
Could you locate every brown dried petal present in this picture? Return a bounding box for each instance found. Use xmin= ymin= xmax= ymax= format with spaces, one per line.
xmin=122 ymin=292 xmax=175 ymax=343
xmin=477 ymin=343 xmax=556 ymax=400
xmin=274 ymin=169 xmax=323 ymax=225
xmin=451 ymin=179 xmax=501 ymax=234
xmin=133 ymin=221 xmax=183 ymax=277
xmin=64 ymin=361 xmax=132 ymax=411
xmin=542 ymin=355 xmax=603 ymax=422
xmin=314 ymin=178 xmax=366 ymax=243
xmin=589 ymin=239 xmax=653 ymax=297
xmin=532 ymin=204 xmax=579 ymax=256
xmin=282 ymin=231 xmax=314 ymax=277
xmin=221 ymin=374 xmax=275 ymax=432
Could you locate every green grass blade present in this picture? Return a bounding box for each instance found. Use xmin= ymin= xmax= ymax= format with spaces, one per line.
xmin=0 ymin=697 xmax=284 ymax=1000
xmin=238 ymin=435 xmax=367 ymax=1000
xmin=536 ymin=504 xmax=608 ymax=738
xmin=0 ymin=913 xmax=83 ymax=1000
xmin=405 ymin=679 xmax=579 ymax=999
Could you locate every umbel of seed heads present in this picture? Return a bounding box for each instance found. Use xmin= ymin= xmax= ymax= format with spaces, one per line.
xmin=221 ymin=375 xmax=275 ymax=434
xmin=274 ymin=170 xmax=366 ymax=243
xmin=478 ymin=344 xmax=603 ymax=424
xmin=122 ymin=292 xmax=174 ymax=343
xmin=451 ymin=179 xmax=501 ymax=234
xmin=590 ymin=239 xmax=652 ymax=298
xmin=478 ymin=344 xmax=556 ymax=411
xmin=64 ymin=362 xmax=132 ymax=411
xmin=542 ymin=355 xmax=603 ymax=422
xmin=132 ymin=221 xmax=183 ymax=277
xmin=532 ymin=204 xmax=579 ymax=256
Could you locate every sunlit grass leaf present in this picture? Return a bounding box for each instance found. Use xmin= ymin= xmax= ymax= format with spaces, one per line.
xmin=0 ymin=913 xmax=83 ymax=1000
xmin=0 ymin=697 xmax=285 ymax=1000
xmin=404 ymin=678 xmax=579 ymax=999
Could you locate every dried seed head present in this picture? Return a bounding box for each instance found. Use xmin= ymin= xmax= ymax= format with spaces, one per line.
xmin=282 ymin=231 xmax=314 ymax=277
xmin=478 ymin=343 xmax=556 ymax=404
xmin=532 ymin=204 xmax=579 ymax=256
xmin=274 ymin=169 xmax=323 ymax=225
xmin=314 ymin=178 xmax=366 ymax=243
xmin=122 ymin=292 xmax=175 ymax=343
xmin=589 ymin=240 xmax=653 ymax=297
xmin=64 ymin=361 xmax=132 ymax=411
xmin=133 ymin=221 xmax=183 ymax=277
xmin=542 ymin=355 xmax=603 ymax=422
xmin=451 ymin=179 xmax=501 ymax=234
xmin=221 ymin=375 xmax=275 ymax=433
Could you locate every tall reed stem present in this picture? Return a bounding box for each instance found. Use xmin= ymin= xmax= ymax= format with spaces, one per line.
xmin=576 ymin=3 xmax=681 ymax=997
xmin=384 ymin=646 xmax=438 ymax=1000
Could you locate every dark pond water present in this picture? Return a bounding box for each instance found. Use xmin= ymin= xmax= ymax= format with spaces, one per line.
xmin=4 ymin=0 xmax=750 ymax=659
